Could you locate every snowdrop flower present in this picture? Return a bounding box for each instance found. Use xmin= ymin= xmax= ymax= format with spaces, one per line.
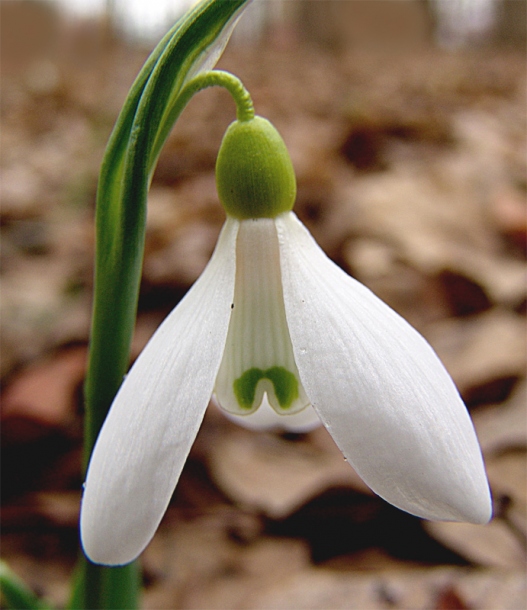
xmin=81 ymin=116 xmax=491 ymax=566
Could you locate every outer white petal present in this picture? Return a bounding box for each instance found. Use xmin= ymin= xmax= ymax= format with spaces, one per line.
xmin=81 ymin=219 xmax=239 ymax=566
xmin=276 ymin=212 xmax=492 ymax=524
xmin=216 ymin=396 xmax=321 ymax=433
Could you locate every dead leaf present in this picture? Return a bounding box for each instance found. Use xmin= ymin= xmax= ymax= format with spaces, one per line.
xmin=491 ymin=188 xmax=527 ymax=251
xmin=424 ymin=519 xmax=525 ymax=570
xmin=207 ymin=426 xmax=370 ymax=519
xmin=434 ymin=585 xmax=470 ymax=610
xmin=487 ymin=450 xmax=527 ymax=544
xmin=243 ymin=567 xmax=526 ymax=610
xmin=1 ymin=346 xmax=86 ymax=441
xmin=425 ymin=309 xmax=526 ymax=406
xmin=143 ymin=510 xmax=310 ymax=610
xmin=473 ymin=381 xmax=527 ymax=454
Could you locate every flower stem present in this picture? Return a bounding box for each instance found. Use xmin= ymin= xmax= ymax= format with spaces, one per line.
xmin=184 ymin=70 xmax=254 ymax=122
xmin=148 ymin=70 xmax=254 ymax=171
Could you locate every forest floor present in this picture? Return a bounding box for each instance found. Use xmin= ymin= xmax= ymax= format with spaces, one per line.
xmin=1 ymin=26 xmax=526 ymax=610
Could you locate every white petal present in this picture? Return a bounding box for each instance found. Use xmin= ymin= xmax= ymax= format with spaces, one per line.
xmin=276 ymin=212 xmax=492 ymax=524
xmin=81 ymin=219 xmax=238 ymax=565
xmin=216 ymin=395 xmax=321 ymax=432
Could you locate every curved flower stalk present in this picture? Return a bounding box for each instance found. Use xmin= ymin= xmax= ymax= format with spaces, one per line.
xmin=81 ymin=113 xmax=492 ymax=567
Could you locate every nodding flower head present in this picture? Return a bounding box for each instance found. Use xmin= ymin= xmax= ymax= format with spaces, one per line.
xmin=80 ymin=115 xmax=492 ymax=566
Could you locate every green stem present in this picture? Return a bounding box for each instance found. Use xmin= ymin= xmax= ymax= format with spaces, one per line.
xmin=149 ymin=70 xmax=254 ymax=173
xmin=68 ymin=560 xmax=140 ymax=610
xmin=182 ymin=70 xmax=254 ymax=122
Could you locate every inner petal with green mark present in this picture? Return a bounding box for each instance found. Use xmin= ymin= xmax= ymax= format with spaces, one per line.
xmin=214 ymin=217 xmax=310 ymax=416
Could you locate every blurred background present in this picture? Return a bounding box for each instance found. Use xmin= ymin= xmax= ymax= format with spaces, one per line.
xmin=1 ymin=0 xmax=526 ymax=608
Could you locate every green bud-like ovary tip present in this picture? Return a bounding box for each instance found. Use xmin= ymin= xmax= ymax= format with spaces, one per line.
xmin=216 ymin=116 xmax=296 ymax=219
xmin=233 ymin=366 xmax=299 ymax=410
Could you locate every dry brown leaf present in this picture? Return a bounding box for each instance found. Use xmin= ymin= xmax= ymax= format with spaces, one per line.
xmin=34 ymin=491 xmax=81 ymax=527
xmin=144 ymin=221 xmax=219 ymax=286
xmin=1 ymin=346 xmax=86 ymax=440
xmin=242 ymin=567 xmax=526 ymax=610
xmin=207 ymin=426 xmax=370 ymax=519
xmin=434 ymin=585 xmax=470 ymax=610
xmin=449 ymin=253 xmax=527 ymax=310
xmin=1 ymin=490 xmax=81 ymax=528
xmin=425 ymin=309 xmax=526 ymax=405
xmin=424 ymin=519 xmax=525 ymax=570
xmin=473 ymin=381 xmax=527 ymax=454
xmin=143 ymin=511 xmax=310 ymax=610
xmin=487 ymin=450 xmax=527 ymax=542
xmin=491 ymin=188 xmax=527 ymax=251
xmin=456 ymin=569 xmax=527 ymax=610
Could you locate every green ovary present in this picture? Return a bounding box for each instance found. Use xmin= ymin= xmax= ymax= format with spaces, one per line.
xmin=234 ymin=366 xmax=299 ymax=411
xmin=215 ymin=116 xmax=296 ymax=219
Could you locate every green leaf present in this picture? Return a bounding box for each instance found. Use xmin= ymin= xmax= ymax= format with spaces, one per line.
xmin=76 ymin=1 xmax=252 ymax=608
xmin=0 ymin=561 xmax=53 ymax=610
xmin=85 ymin=0 xmax=252 ymax=457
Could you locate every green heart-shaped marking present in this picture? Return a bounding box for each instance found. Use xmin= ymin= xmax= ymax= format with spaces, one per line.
xmin=233 ymin=366 xmax=299 ymax=410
